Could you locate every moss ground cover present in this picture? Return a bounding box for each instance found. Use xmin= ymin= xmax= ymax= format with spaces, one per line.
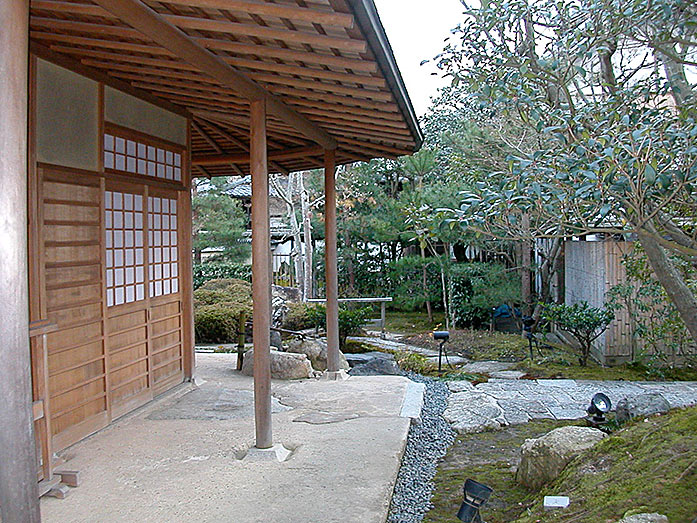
xmin=425 ymin=407 xmax=697 ymax=522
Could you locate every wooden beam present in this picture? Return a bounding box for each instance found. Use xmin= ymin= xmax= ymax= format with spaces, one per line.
xmin=29 ymin=42 xmax=191 ymax=117
xmin=30 ymin=31 xmax=177 ymax=56
xmin=192 ymin=120 xmax=245 ymax=175
xmin=0 ymin=0 xmax=41 ymax=520
xmin=250 ymin=99 xmax=272 ymax=449
xmin=194 ymin=115 xmax=290 ymax=175
xmin=161 ymin=13 xmax=366 ymax=54
xmin=324 ymin=149 xmax=340 ymax=372
xmin=91 ymin=0 xmax=337 ymax=149
xmin=192 ymin=145 xmax=324 ymax=166
xmin=159 ymin=0 xmax=355 ymax=28
xmin=196 ymin=37 xmax=378 ymax=73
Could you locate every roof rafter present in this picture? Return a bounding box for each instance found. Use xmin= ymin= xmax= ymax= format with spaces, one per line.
xmin=90 ymin=0 xmax=337 ymax=150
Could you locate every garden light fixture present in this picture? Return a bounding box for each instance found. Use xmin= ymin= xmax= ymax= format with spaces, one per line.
xmin=457 ymin=478 xmax=493 ymax=523
xmin=587 ymin=392 xmax=612 ymax=425
xmin=433 ymin=330 xmax=449 ymax=372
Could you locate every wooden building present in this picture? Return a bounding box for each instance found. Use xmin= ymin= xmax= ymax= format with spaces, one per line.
xmin=0 ymin=1 xmax=422 ymax=519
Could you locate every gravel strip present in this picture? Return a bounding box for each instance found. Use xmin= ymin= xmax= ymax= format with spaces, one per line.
xmin=388 ymin=373 xmax=456 ymax=522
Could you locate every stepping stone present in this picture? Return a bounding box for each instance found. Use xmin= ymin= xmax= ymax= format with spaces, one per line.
xmin=426 ymin=355 xmax=468 ymax=365
xmin=489 ymin=370 xmax=527 ymax=379
xmin=460 ymin=361 xmax=514 ymax=374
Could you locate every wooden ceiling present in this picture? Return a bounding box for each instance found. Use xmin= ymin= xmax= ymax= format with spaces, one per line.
xmin=29 ymin=0 xmax=423 ymax=176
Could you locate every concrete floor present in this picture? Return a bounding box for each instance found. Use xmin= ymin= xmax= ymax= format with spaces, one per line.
xmin=41 ymin=353 xmax=412 ymax=523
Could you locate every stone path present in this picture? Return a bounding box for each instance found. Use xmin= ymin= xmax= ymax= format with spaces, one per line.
xmin=445 ymin=378 xmax=697 ymax=433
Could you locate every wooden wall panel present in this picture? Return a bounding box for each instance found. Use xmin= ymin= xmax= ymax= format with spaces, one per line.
xmin=40 ymin=166 xmax=109 ymax=449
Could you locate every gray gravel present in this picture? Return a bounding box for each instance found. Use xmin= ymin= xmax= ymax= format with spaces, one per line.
xmin=388 ymin=373 xmax=456 ymax=522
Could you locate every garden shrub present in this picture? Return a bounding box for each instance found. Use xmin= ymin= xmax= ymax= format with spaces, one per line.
xmin=385 ymin=255 xmax=443 ymax=311
xmin=282 ymin=302 xmax=371 ymax=349
xmin=450 ymin=263 xmax=520 ymax=328
xmin=543 ymin=301 xmax=614 ymax=366
xmin=194 ymin=278 xmax=252 ymax=343
xmin=193 ymin=262 xmax=251 ymax=289
xmin=283 ymin=302 xmax=325 ymax=331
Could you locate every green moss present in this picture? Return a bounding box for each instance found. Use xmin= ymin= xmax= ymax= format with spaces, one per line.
xmin=427 ymin=409 xmax=697 ymax=522
xmin=425 ymin=420 xmax=578 ymax=523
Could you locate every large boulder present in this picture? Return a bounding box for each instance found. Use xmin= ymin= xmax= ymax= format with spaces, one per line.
xmin=618 ymin=514 xmax=668 ymax=523
xmin=271 ymin=285 xmax=300 ymax=327
xmin=616 ymin=393 xmax=671 ymax=424
xmin=241 ymin=349 xmax=313 ymax=380
xmin=286 ymin=338 xmax=349 ymax=372
xmin=516 ymin=426 xmax=607 ymax=489
xmin=349 ymin=354 xmax=403 ymax=376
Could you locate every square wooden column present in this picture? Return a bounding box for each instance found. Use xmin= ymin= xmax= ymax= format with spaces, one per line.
xmin=0 ymin=0 xmax=41 ymax=520
xmin=250 ymin=99 xmax=272 ymax=449
xmin=324 ymin=149 xmax=341 ymax=371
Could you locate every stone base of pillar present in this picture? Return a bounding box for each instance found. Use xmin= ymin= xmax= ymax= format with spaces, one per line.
xmin=242 ymin=444 xmax=292 ymax=463
xmin=320 ymin=369 xmax=350 ymax=381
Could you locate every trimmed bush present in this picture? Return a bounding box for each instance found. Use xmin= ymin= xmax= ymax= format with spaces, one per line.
xmin=193 ymin=262 xmax=251 ymax=289
xmin=450 ymin=263 xmax=521 ymax=328
xmin=194 ymin=278 xmax=252 ymax=343
xmin=283 ymin=302 xmax=325 ymax=331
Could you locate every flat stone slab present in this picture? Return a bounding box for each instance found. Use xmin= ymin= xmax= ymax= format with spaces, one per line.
xmin=460 ymin=361 xmax=515 ymax=374
xmin=426 ymin=355 xmax=468 ymax=366
xmin=490 ymin=370 xmax=527 ymax=379
xmin=445 ymin=378 xmax=697 ymax=434
xmin=399 ymin=381 xmax=426 ymax=421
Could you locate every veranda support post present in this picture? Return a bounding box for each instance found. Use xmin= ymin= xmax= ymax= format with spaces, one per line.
xmin=250 ymin=98 xmax=272 ymax=449
xmin=324 ymin=149 xmax=341 ymax=372
xmin=0 ymin=1 xmax=42 ymax=520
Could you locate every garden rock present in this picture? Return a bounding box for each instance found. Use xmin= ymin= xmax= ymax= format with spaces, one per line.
xmin=617 ymin=514 xmax=668 ymax=523
xmin=349 ymin=355 xmax=402 ymax=376
xmin=616 ymin=393 xmax=671 ymax=423
xmin=270 ymin=330 xmax=283 ymax=350
xmin=516 ymin=426 xmax=607 ymax=489
xmin=241 ymin=349 xmax=313 ymax=379
xmin=444 ymin=392 xmax=505 ymax=433
xmin=286 ymin=338 xmax=349 ymax=372
xmin=344 ymin=351 xmax=393 ymax=367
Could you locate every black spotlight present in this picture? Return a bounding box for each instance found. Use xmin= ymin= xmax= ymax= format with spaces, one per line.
xmin=457 ymin=478 xmax=493 ymax=523
xmin=587 ymin=392 xmax=612 ymax=426
xmin=433 ymin=330 xmax=449 ymax=373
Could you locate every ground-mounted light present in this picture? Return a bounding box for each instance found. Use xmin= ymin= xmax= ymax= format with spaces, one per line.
xmin=433 ymin=330 xmax=449 ymax=373
xmin=587 ymin=392 xmax=612 ymax=426
xmin=457 ymin=478 xmax=493 ymax=523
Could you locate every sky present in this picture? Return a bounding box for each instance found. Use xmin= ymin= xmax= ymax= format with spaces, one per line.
xmin=373 ymin=0 xmax=466 ymax=116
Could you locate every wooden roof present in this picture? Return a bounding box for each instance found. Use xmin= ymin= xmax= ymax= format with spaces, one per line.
xmin=29 ymin=0 xmax=423 ymax=176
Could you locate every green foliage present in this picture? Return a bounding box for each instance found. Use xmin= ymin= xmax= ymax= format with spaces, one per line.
xmin=450 ymin=263 xmax=521 ymax=328
xmin=193 ymin=177 xmax=250 ymax=263
xmin=282 ymin=302 xmax=370 ymax=349
xmin=386 ymin=256 xmax=443 ymax=311
xmin=282 ymin=302 xmax=326 ymax=332
xmin=193 ymin=278 xmax=251 ymax=343
xmin=543 ymin=302 xmax=614 ymax=366
xmin=193 ymin=262 xmax=251 ymax=289
xmin=608 ymin=247 xmax=696 ymax=368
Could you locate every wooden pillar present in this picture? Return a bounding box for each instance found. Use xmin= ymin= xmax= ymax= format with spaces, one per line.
xmin=0 ymin=0 xmax=41 ymax=520
xmin=324 ymin=149 xmax=341 ymax=371
xmin=250 ymin=98 xmax=272 ymax=449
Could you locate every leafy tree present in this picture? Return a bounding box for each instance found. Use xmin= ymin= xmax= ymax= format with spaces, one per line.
xmin=435 ymin=0 xmax=697 ymax=341
xmin=192 ymin=177 xmax=249 ymax=263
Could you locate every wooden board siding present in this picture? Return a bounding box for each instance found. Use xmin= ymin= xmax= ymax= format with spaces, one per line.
xmin=40 ymin=166 xmax=109 ymax=451
xmin=35 ymin=164 xmax=189 ymax=453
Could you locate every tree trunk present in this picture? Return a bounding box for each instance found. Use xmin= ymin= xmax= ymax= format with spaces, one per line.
xmin=345 ymin=231 xmax=355 ymax=294
xmin=194 ymin=248 xmax=202 ymax=264
xmin=638 ymin=229 xmax=697 ymax=343
xmin=521 ymin=214 xmax=532 ymax=316
xmin=420 ymin=243 xmax=433 ymax=323
xmin=300 ymin=174 xmax=313 ymax=299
